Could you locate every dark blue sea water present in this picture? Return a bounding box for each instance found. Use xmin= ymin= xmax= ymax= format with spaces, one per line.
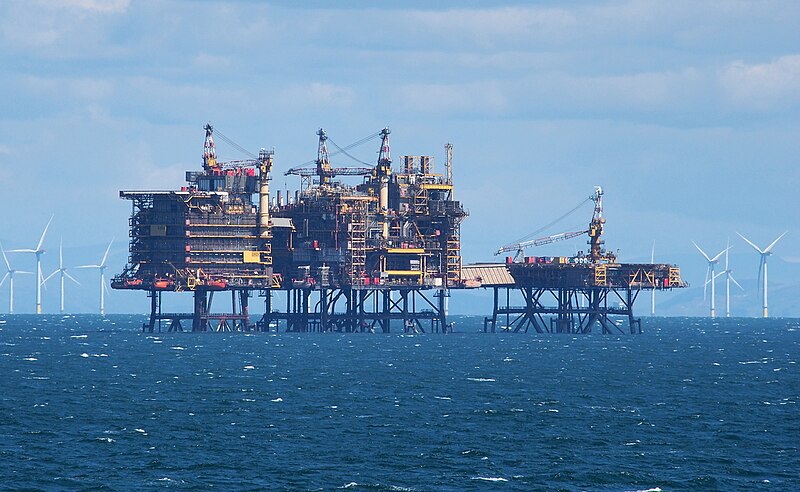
xmin=0 ymin=315 xmax=798 ymax=491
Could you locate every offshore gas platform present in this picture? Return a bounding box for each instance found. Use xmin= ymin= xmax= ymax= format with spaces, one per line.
xmin=112 ymin=125 xmax=685 ymax=334
xmin=464 ymin=187 xmax=686 ymax=334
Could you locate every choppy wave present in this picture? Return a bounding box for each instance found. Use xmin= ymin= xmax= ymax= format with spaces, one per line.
xmin=0 ymin=314 xmax=797 ymax=490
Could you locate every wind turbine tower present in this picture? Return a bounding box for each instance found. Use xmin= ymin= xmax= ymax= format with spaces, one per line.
xmin=43 ymin=239 xmax=80 ymax=314
xmin=0 ymin=242 xmax=33 ymax=314
xmin=692 ymin=241 xmax=728 ymax=318
xmin=737 ymin=231 xmax=787 ymax=318
xmin=711 ymin=240 xmax=745 ymax=318
xmin=77 ymin=239 xmax=113 ymax=316
xmin=9 ymin=216 xmax=53 ymax=314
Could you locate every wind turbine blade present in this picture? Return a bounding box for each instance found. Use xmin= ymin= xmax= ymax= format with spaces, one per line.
xmin=101 ymin=239 xmax=114 ymax=267
xmin=103 ymin=282 xmax=111 ymax=296
xmin=651 ymin=240 xmax=655 ymax=263
xmin=704 ymin=270 xmax=726 ymax=285
xmin=725 ymin=239 xmax=730 ymax=270
xmin=40 ymin=270 xmax=47 ymax=292
xmin=736 ymin=232 xmax=764 ymax=254
xmin=75 ymin=265 xmax=100 ymax=269
xmin=692 ymin=241 xmax=712 ymax=262
xmin=710 ymin=247 xmax=729 ymax=263
xmin=36 ymin=215 xmax=54 ymax=252
xmin=757 ymin=257 xmax=764 ymax=295
xmin=8 ymin=249 xmax=36 ymax=253
xmin=16 ymin=271 xmax=34 ymax=275
xmin=764 ymin=231 xmax=788 ymax=253
xmin=0 ymin=272 xmax=8 ymax=288
xmin=42 ymin=270 xmax=58 ymax=284
xmin=0 ymin=242 xmax=10 ymax=271
xmin=59 ymin=238 xmax=64 ymax=269
xmin=64 ymin=271 xmax=81 ymax=286
xmin=729 ymin=274 xmax=745 ymax=292
xmin=703 ymin=266 xmax=710 ymax=301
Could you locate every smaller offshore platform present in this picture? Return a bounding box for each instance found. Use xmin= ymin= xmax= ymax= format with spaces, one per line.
xmin=112 ymin=125 xmax=467 ymax=333
xmin=113 ymin=124 xmax=686 ymax=334
xmin=461 ymin=186 xmax=687 ymax=334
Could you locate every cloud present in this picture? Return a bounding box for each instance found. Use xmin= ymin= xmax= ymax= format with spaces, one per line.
xmin=359 ymin=1 xmax=798 ymax=53
xmin=282 ymin=83 xmax=356 ymax=108
xmin=0 ymin=1 xmax=130 ymax=57
xmin=115 ymin=77 xmax=252 ymax=122
xmin=131 ymin=161 xmax=188 ymax=191
xmin=14 ymin=75 xmax=113 ymax=102
xmin=193 ymin=53 xmax=233 ymax=70
xmin=42 ymin=0 xmax=130 ymax=14
xmin=85 ymin=103 xmax=110 ymax=122
xmin=395 ymin=68 xmax=706 ymax=118
xmin=537 ymin=68 xmax=707 ymax=113
xmin=721 ymin=55 xmax=800 ymax=110
xmin=398 ymin=82 xmax=508 ymax=115
xmin=69 ymin=77 xmax=115 ymax=100
xmin=406 ymin=7 xmax=578 ymax=49
xmin=392 ymin=56 xmax=800 ymax=120
xmin=0 ymin=145 xmax=11 ymax=182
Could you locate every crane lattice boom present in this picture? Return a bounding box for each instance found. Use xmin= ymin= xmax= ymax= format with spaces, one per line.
xmin=496 ymin=186 xmax=606 ymax=262
xmin=495 ymin=230 xmax=588 ymax=257
xmin=285 ymin=167 xmax=373 ymax=177
xmin=285 ymin=128 xmax=375 ymax=178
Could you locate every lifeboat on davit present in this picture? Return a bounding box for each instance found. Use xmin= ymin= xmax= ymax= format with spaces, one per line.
xmin=112 ymin=277 xmax=143 ymax=289
xmin=153 ymin=278 xmax=174 ymax=290
xmin=204 ymin=279 xmax=228 ymax=290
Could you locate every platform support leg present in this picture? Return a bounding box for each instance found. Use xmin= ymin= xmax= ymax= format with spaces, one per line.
xmin=146 ymin=290 xmax=158 ymax=333
xmin=438 ymin=289 xmax=447 ymax=333
xmin=192 ymin=290 xmax=208 ymax=332
xmin=382 ymin=290 xmax=391 ymax=333
xmin=240 ymin=290 xmax=250 ymax=332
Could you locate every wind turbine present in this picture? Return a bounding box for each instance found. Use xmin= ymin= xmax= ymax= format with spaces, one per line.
xmin=8 ymin=216 xmax=53 ymax=314
xmin=43 ymin=239 xmax=80 ymax=314
xmin=0 ymin=242 xmax=33 ymax=314
xmin=720 ymin=241 xmax=744 ymax=318
xmin=737 ymin=231 xmax=787 ymax=318
xmin=692 ymin=241 xmax=728 ymax=318
xmin=77 ymin=239 xmax=113 ymax=316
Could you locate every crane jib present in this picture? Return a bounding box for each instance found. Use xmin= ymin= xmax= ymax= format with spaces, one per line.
xmin=496 ymin=187 xmax=605 ymax=259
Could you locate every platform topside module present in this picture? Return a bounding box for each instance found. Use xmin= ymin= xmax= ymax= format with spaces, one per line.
xmin=112 ymin=124 xmax=685 ymax=334
xmin=112 ymin=125 xmax=468 ymax=333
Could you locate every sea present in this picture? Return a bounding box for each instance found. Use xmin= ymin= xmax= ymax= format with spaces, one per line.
xmin=0 ymin=315 xmax=797 ymax=491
